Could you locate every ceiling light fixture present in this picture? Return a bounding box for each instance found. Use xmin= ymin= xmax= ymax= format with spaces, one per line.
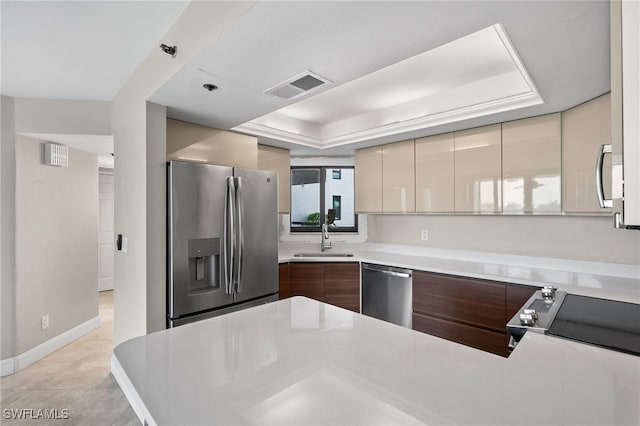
xmin=203 ymin=84 xmax=218 ymax=92
xmin=159 ymin=43 xmax=177 ymax=58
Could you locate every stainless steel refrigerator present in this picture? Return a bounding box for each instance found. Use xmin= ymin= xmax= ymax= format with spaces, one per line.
xmin=167 ymin=161 xmax=278 ymax=328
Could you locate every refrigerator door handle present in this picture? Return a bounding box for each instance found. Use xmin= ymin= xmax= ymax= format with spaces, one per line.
xmin=235 ymin=177 xmax=244 ymax=294
xmin=224 ymin=176 xmax=236 ymax=294
xmin=596 ymin=144 xmax=613 ymax=208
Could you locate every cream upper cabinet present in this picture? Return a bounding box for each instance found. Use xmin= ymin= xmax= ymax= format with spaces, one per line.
xmin=502 ymin=114 xmax=561 ymax=213
xmin=415 ymin=133 xmax=454 ymax=212
xmin=562 ymin=94 xmax=612 ymax=213
xmin=382 ymin=139 xmax=415 ymax=213
xmin=257 ymin=144 xmax=290 ymax=214
xmin=166 ymin=119 xmax=257 ymax=169
xmin=355 ymin=145 xmax=383 ymax=212
xmin=454 ymin=124 xmax=502 ymax=213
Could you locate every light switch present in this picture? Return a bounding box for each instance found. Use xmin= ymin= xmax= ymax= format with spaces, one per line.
xmin=121 ymin=236 xmax=128 ymax=253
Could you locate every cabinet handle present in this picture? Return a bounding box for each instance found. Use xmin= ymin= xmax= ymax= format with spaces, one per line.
xmin=362 ymin=264 xmax=411 ymax=278
xmin=595 ymin=144 xmax=613 ymax=208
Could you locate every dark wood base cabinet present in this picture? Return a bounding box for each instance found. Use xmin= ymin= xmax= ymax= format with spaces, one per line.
xmin=278 ymin=263 xmax=290 ymax=299
xmin=412 ymin=270 xmax=538 ymax=357
xmin=281 ymin=262 xmax=360 ymax=313
xmin=290 ymin=262 xmax=325 ymax=301
xmin=413 ymin=312 xmax=508 ymax=357
xmin=324 ymin=263 xmax=360 ymax=313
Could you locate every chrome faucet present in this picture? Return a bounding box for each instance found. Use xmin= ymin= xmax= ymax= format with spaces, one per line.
xmin=321 ymin=223 xmax=332 ymax=252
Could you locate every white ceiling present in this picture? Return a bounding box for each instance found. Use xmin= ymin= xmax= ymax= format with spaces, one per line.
xmin=1 ymin=0 xmax=189 ymax=100
xmin=150 ymin=1 xmax=610 ymax=155
xmin=2 ymin=1 xmax=610 ymax=157
xmin=237 ymin=24 xmax=542 ymax=149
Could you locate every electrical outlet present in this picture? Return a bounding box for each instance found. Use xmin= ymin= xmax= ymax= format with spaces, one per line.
xmin=41 ymin=315 xmax=49 ymax=330
xmin=421 ymin=229 xmax=429 ymax=241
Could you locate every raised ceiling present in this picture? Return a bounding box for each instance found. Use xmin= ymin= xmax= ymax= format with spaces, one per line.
xmin=236 ymin=24 xmax=542 ymax=150
xmin=150 ymin=1 xmax=610 ymax=155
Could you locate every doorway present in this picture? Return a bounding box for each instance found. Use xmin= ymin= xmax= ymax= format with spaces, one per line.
xmin=98 ymin=170 xmax=114 ymax=291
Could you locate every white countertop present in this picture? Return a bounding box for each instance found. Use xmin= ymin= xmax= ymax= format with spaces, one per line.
xmin=279 ymin=242 xmax=640 ymax=303
xmin=112 ymin=297 xmax=640 ymax=426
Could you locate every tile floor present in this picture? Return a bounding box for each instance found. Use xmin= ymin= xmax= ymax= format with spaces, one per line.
xmin=0 ymin=291 xmax=138 ymax=425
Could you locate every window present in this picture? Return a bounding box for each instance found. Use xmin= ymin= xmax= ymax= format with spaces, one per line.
xmin=290 ymin=167 xmax=357 ymax=232
xmin=332 ymin=196 xmax=342 ymax=220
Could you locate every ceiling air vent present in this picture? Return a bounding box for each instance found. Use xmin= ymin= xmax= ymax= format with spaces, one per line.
xmin=265 ymin=70 xmax=331 ymax=100
xmin=44 ymin=142 xmax=69 ymax=167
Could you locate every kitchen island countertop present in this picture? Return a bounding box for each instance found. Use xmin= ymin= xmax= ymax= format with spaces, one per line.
xmin=112 ymin=297 xmax=640 ymax=426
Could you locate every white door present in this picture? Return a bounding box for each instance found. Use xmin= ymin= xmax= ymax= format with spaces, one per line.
xmin=98 ymin=171 xmax=114 ymax=291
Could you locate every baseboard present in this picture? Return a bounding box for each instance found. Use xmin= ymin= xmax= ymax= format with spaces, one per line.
xmin=111 ymin=355 xmax=156 ymax=426
xmin=1 ymin=358 xmax=15 ymax=376
xmin=0 ymin=316 xmax=100 ymax=377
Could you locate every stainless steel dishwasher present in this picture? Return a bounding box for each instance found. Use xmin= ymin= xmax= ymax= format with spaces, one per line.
xmin=361 ymin=263 xmax=412 ymax=328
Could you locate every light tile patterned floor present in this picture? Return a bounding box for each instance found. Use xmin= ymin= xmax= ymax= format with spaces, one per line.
xmin=0 ymin=291 xmax=138 ymax=425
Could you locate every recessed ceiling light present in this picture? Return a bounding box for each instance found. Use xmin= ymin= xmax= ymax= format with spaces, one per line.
xmin=203 ymin=83 xmax=218 ymax=92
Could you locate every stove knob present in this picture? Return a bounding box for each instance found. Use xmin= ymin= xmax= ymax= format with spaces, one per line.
xmin=519 ymin=313 xmax=536 ymax=326
xmin=541 ymin=286 xmax=557 ymax=300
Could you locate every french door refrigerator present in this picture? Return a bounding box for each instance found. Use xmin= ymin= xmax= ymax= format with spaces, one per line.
xmin=167 ymin=161 xmax=278 ymax=327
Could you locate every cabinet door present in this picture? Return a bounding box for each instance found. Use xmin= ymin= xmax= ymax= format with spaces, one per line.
xmin=382 ymin=140 xmax=415 ymax=212
xmin=258 ymin=144 xmax=290 ymax=213
xmin=620 ymin=1 xmax=640 ymax=226
xmin=166 ymin=119 xmax=258 ymax=169
xmin=415 ymin=133 xmax=454 ymax=212
xmin=562 ymin=94 xmax=612 ymax=213
xmin=324 ymin=262 xmax=360 ymax=312
xmin=355 ymin=146 xmax=382 ymax=212
xmin=454 ymin=124 xmax=502 ymax=213
xmin=278 ymin=263 xmax=290 ymax=300
xmin=413 ymin=271 xmax=506 ymax=332
xmin=413 ymin=313 xmax=507 ymax=357
xmin=289 ymin=263 xmax=324 ymax=301
xmin=502 ymin=114 xmax=561 ymax=213
xmin=611 ymin=1 xmax=640 ymax=227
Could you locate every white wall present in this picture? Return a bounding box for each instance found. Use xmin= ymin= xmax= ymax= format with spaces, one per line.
xmin=1 ymin=96 xmax=17 ymax=360
xmin=2 ymin=96 xmax=109 ymax=370
xmin=146 ymin=102 xmax=167 ymax=334
xmin=14 ymin=136 xmax=99 ymax=354
xmin=112 ymin=92 xmax=148 ymax=345
xmin=368 ymin=214 xmax=640 ymax=264
xmin=14 ymin=98 xmax=110 ymax=135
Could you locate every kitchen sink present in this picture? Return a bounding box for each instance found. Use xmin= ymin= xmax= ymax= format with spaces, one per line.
xmin=293 ymin=252 xmax=355 ymax=258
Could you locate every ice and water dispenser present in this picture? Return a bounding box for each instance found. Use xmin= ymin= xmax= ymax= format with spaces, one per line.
xmin=187 ymin=238 xmax=221 ymax=293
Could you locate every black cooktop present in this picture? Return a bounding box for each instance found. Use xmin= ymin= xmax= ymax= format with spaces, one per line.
xmin=548 ymin=294 xmax=640 ymax=356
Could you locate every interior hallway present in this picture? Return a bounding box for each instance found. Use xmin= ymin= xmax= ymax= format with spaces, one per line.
xmin=0 ymin=291 xmax=137 ymax=425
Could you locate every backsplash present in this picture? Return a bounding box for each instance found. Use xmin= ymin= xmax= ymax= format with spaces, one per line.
xmin=367 ymin=214 xmax=640 ymax=265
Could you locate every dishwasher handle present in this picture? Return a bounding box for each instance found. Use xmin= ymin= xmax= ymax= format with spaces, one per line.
xmin=362 ymin=264 xmax=411 ymax=278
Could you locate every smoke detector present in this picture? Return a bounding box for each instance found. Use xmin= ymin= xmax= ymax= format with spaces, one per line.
xmin=264 ymin=70 xmax=331 ymax=100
